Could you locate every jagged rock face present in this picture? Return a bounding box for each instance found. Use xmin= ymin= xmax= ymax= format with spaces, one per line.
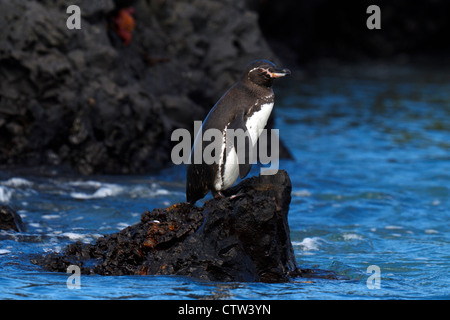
xmin=0 ymin=0 xmax=275 ymax=174
xmin=34 ymin=170 xmax=298 ymax=282
xmin=0 ymin=205 xmax=26 ymax=232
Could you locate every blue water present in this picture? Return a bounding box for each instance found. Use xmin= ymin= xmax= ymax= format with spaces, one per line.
xmin=1 ymin=64 xmax=449 ymax=299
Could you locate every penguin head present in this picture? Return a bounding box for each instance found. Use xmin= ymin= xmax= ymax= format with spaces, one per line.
xmin=244 ymin=59 xmax=291 ymax=87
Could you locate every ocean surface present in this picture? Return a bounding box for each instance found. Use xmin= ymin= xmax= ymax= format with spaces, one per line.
xmin=1 ymin=64 xmax=449 ymax=299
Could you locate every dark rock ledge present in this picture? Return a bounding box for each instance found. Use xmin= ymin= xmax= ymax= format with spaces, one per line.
xmin=0 ymin=205 xmax=26 ymax=232
xmin=33 ymin=170 xmax=337 ymax=282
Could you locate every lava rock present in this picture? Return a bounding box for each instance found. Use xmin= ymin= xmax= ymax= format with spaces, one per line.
xmin=0 ymin=0 xmax=287 ymax=174
xmin=34 ymin=170 xmax=304 ymax=282
xmin=0 ymin=205 xmax=26 ymax=232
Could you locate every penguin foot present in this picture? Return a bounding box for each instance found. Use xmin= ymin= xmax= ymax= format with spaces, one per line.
xmin=212 ymin=191 xmax=225 ymax=199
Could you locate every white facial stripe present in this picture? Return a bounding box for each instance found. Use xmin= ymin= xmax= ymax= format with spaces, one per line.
xmin=249 ymin=67 xmax=271 ymax=76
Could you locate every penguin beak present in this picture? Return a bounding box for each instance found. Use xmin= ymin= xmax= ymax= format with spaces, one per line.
xmin=270 ymin=68 xmax=291 ymax=78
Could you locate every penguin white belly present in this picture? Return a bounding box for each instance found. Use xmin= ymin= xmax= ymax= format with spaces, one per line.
xmin=245 ymin=102 xmax=274 ymax=146
xmin=214 ymin=102 xmax=274 ymax=191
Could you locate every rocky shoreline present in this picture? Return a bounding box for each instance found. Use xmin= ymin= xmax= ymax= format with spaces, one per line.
xmin=32 ymin=170 xmax=338 ymax=282
xmin=0 ymin=0 xmax=288 ymax=175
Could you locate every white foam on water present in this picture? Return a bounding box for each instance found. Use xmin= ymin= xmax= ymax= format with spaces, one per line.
xmin=431 ymin=199 xmax=440 ymax=206
xmin=28 ymin=222 xmax=42 ymax=228
xmin=343 ymin=233 xmax=364 ymax=241
xmin=1 ymin=177 xmax=33 ymax=187
xmin=153 ymin=189 xmax=170 ymax=196
xmin=117 ymin=222 xmax=130 ymax=229
xmin=0 ymin=249 xmax=11 ymax=255
xmin=385 ymin=225 xmax=403 ymax=230
xmin=61 ymin=232 xmax=85 ymax=240
xmin=128 ymin=184 xmax=174 ymax=199
xmin=67 ymin=180 xmax=103 ymax=188
xmin=67 ymin=180 xmax=177 ymax=200
xmin=60 ymin=232 xmax=102 ymax=241
xmin=0 ymin=186 xmax=12 ymax=203
xmin=42 ymin=214 xmax=60 ymax=220
xmin=292 ymin=189 xmax=312 ymax=197
xmin=70 ymin=183 xmax=124 ymax=199
xmin=293 ymin=237 xmax=325 ymax=252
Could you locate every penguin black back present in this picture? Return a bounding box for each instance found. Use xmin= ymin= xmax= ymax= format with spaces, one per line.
xmin=186 ymin=60 xmax=290 ymax=204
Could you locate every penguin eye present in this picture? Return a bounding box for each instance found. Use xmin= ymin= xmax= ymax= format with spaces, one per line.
xmin=258 ymin=68 xmax=271 ymax=77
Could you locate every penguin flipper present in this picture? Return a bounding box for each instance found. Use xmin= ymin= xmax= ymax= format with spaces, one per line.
xmin=186 ymin=164 xmax=209 ymax=204
xmin=228 ymin=113 xmax=252 ymax=179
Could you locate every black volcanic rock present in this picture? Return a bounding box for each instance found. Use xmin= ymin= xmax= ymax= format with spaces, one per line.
xmin=0 ymin=205 xmax=26 ymax=232
xmin=34 ymin=170 xmax=302 ymax=282
xmin=0 ymin=0 xmax=285 ymax=174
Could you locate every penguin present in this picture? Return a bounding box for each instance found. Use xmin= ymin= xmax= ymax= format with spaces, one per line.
xmin=186 ymin=59 xmax=290 ymax=204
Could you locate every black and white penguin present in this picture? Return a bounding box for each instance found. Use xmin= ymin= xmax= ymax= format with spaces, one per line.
xmin=186 ymin=59 xmax=290 ymax=204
